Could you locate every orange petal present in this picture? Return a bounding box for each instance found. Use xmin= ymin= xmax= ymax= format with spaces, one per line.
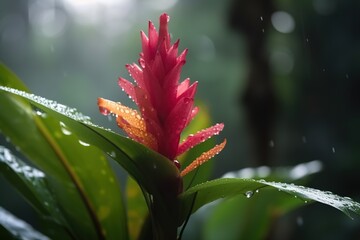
xmin=117 ymin=119 xmax=158 ymax=150
xmin=98 ymin=98 xmax=146 ymax=131
xmin=180 ymin=139 xmax=226 ymax=177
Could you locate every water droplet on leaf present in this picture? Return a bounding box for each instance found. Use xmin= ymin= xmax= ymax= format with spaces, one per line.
xmin=174 ymin=159 xmax=181 ymax=169
xmin=60 ymin=122 xmax=72 ymax=136
xmin=79 ymin=140 xmax=90 ymax=147
xmin=245 ymin=191 xmax=254 ymax=198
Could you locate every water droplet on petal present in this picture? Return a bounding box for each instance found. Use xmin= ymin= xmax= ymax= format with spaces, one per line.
xmin=245 ymin=190 xmax=254 ymax=198
xmin=139 ymin=59 xmax=146 ymax=68
xmin=99 ymin=106 xmax=110 ymax=116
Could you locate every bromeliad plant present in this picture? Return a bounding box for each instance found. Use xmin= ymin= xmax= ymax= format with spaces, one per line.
xmin=0 ymin=13 xmax=359 ymax=240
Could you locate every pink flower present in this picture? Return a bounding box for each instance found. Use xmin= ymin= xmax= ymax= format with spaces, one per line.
xmin=98 ymin=13 xmax=226 ymax=177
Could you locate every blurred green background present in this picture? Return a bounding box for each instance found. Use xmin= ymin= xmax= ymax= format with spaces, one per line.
xmin=1 ymin=0 xmax=359 ymax=239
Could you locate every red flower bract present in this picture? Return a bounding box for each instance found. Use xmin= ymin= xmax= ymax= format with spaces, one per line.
xmin=98 ymin=13 xmax=226 ymax=176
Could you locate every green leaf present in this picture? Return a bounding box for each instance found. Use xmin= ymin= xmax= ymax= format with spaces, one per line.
xmin=0 ymin=146 xmax=67 ymax=224
xmin=0 ymin=207 xmax=50 ymax=240
xmin=201 ymin=162 xmax=322 ymax=240
xmin=203 ymin=190 xmax=302 ymax=240
xmin=125 ymin=177 xmax=148 ymax=240
xmin=179 ymin=178 xmax=360 ymax=223
xmin=0 ymin=64 xmax=127 ymax=240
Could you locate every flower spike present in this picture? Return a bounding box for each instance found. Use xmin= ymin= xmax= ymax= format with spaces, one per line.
xmin=98 ymin=13 xmax=225 ymax=177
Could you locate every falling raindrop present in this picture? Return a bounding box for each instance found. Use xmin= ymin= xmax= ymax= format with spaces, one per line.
xmin=302 ymin=136 xmax=307 ymax=143
xmin=245 ymin=191 xmax=254 ymax=198
xmin=269 ymin=140 xmax=275 ymax=148
xmin=332 ymin=147 xmax=336 ymax=153
xmin=296 ymin=216 xmax=304 ymax=226
xmin=260 ymin=16 xmax=263 ymax=21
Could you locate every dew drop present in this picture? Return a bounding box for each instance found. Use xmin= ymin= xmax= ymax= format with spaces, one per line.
xmin=245 ymin=191 xmax=254 ymax=198
xmin=255 ymin=189 xmax=260 ymax=193
xmin=79 ymin=140 xmax=90 ymax=147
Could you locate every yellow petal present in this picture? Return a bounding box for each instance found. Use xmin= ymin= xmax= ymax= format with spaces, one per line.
xmin=180 ymin=139 xmax=226 ymax=177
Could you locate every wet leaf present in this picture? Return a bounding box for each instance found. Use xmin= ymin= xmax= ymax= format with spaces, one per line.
xmin=126 ymin=177 xmax=148 ymax=240
xmin=201 ymin=163 xmax=322 ymax=240
xmin=0 ymin=64 xmax=127 ymax=240
xmin=0 ymin=146 xmax=67 ymax=225
xmin=0 ymin=207 xmax=50 ymax=240
xmin=179 ymin=178 xmax=360 ymax=223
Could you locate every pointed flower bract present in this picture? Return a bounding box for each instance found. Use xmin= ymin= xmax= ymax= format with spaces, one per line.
xmin=98 ymin=13 xmax=226 ymax=177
